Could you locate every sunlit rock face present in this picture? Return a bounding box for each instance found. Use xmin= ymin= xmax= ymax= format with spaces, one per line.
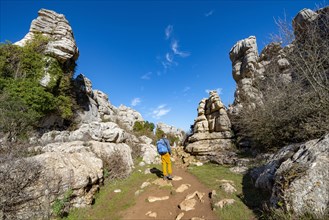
xmin=156 ymin=122 xmax=185 ymax=144
xmin=15 ymin=8 xmax=79 ymax=64
xmin=228 ymin=36 xmax=264 ymax=114
xmin=185 ymin=91 xmax=234 ymax=163
xmin=250 ymin=134 xmax=329 ymax=218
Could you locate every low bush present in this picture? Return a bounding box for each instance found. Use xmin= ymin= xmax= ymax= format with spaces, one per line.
xmin=101 ymin=150 xmax=129 ymax=181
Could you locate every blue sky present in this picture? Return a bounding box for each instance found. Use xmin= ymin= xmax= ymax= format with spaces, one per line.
xmin=0 ymin=0 xmax=326 ymax=132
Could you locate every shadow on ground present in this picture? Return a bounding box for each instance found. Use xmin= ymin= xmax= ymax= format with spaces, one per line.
xmin=239 ymin=169 xmax=271 ymax=218
xmin=150 ymin=167 xmax=163 ymax=178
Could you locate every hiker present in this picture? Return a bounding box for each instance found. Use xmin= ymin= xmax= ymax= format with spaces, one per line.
xmin=156 ymin=134 xmax=173 ymax=180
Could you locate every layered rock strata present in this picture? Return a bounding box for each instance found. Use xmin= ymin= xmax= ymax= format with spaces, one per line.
xmin=185 ymin=91 xmax=233 ymax=161
xmin=15 ymin=9 xmax=79 ymax=63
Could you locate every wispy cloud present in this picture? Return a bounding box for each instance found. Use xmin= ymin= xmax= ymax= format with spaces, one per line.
xmin=183 ymin=86 xmax=191 ymax=93
xmin=205 ymin=88 xmax=223 ymax=95
xmin=141 ymin=72 xmax=152 ymax=80
xmin=165 ymin=25 xmax=173 ymax=39
xmin=131 ymin=97 xmax=141 ymax=107
xmin=158 ymin=25 xmax=190 ymax=72
xmin=151 ymin=104 xmax=171 ymax=119
xmin=165 ymin=52 xmax=174 ymax=63
xmin=205 ymin=10 xmax=214 ymax=17
xmin=171 ymin=40 xmax=190 ymax=57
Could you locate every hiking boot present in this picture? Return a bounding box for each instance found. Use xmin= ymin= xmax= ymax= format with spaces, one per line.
xmin=163 ymin=176 xmax=168 ymax=180
xmin=167 ymin=175 xmax=173 ymax=180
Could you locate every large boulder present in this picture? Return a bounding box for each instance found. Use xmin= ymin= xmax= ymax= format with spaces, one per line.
xmin=15 ymin=9 xmax=79 ymax=64
xmin=250 ymin=134 xmax=329 ymax=218
xmin=1 ymin=150 xmax=103 ymax=219
xmin=185 ymin=91 xmax=234 ymax=163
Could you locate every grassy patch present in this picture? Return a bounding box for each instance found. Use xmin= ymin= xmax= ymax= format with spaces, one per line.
xmin=64 ymin=165 xmax=157 ymax=220
xmin=188 ymin=163 xmax=266 ymax=220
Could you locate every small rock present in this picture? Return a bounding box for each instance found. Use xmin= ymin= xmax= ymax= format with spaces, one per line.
xmin=172 ymin=176 xmax=183 ymax=181
xmin=139 ymin=161 xmax=146 ymax=167
xmin=147 ymin=196 xmax=170 ymax=202
xmin=152 ymin=178 xmax=173 ymax=187
xmin=191 ymin=218 xmax=205 ymax=220
xmin=210 ymin=190 xmax=217 ymax=199
xmin=176 ymin=184 xmax=191 ymax=193
xmin=185 ymin=191 xmax=205 ymax=203
xmin=141 ymin=182 xmax=151 ymax=189
xmin=144 ymin=168 xmax=151 ymax=174
xmin=114 ymin=189 xmax=121 ymax=193
xmin=220 ymin=182 xmax=237 ymax=194
xmin=214 ymin=198 xmax=235 ymax=209
xmin=135 ymin=189 xmax=143 ymax=196
xmin=175 ymin=212 xmax=184 ymax=220
xmin=195 ymin=162 xmax=203 ymax=166
xmin=179 ymin=198 xmax=197 ymax=211
xmin=229 ymin=166 xmax=248 ymax=174
xmin=145 ymin=211 xmax=157 ymax=218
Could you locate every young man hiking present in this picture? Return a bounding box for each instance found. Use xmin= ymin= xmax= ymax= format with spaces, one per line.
xmin=156 ymin=134 xmax=173 ymax=180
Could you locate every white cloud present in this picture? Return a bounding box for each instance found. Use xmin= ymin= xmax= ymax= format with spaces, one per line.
xmin=171 ymin=40 xmax=190 ymax=57
xmin=141 ymin=72 xmax=152 ymax=80
xmin=165 ymin=25 xmax=173 ymax=39
xmin=165 ymin=52 xmax=174 ymax=63
xmin=183 ymin=86 xmax=191 ymax=93
xmin=205 ymin=10 xmax=214 ymax=17
xmin=205 ymin=88 xmax=223 ymax=95
xmin=131 ymin=97 xmax=141 ymax=107
xmin=151 ymin=104 xmax=171 ymax=119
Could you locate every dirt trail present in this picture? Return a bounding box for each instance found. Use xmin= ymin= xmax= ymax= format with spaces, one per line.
xmin=122 ymin=165 xmax=218 ymax=220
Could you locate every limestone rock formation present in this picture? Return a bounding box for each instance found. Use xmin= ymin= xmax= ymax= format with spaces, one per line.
xmin=185 ymin=91 xmax=233 ymax=162
xmin=5 ymin=150 xmax=103 ymax=219
xmin=74 ymin=74 xmax=117 ymax=124
xmin=229 ymin=7 xmax=328 ymax=115
xmin=40 ymin=121 xmax=127 ymax=144
xmin=15 ymin=9 xmax=79 ymax=64
xmin=250 ymin=134 xmax=329 ymax=218
xmin=116 ymin=105 xmax=144 ymax=131
xmin=228 ymin=36 xmax=264 ymax=114
xmin=156 ymin=122 xmax=185 ymax=143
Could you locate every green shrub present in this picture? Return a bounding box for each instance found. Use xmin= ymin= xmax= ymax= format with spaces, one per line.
xmin=52 ymin=189 xmax=73 ymax=217
xmin=133 ymin=121 xmax=154 ymax=136
xmin=0 ymin=33 xmax=76 ymax=136
xmin=0 ymin=92 xmax=40 ymax=141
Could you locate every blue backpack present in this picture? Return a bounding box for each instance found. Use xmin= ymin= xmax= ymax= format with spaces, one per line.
xmin=156 ymin=139 xmax=168 ymax=155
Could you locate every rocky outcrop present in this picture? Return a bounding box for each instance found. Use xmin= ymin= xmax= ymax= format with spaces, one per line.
xmin=40 ymin=122 xmax=127 ymax=144
xmin=15 ymin=9 xmax=79 ymax=64
xmin=74 ymin=74 xmax=117 ymax=124
xmin=229 ymin=7 xmax=329 ymax=115
xmin=228 ymin=36 xmax=263 ymax=114
xmin=156 ymin=122 xmax=185 ymax=143
xmin=9 ymin=139 xmax=135 ymax=219
xmin=116 ymin=105 xmax=144 ymax=131
xmin=185 ymin=91 xmax=233 ymax=162
xmin=250 ymin=134 xmax=329 ymax=218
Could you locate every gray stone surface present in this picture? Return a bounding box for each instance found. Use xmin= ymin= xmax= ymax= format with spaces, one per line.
xmin=185 ymin=91 xmax=233 ymax=160
xmin=251 ymin=134 xmax=329 ymax=218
